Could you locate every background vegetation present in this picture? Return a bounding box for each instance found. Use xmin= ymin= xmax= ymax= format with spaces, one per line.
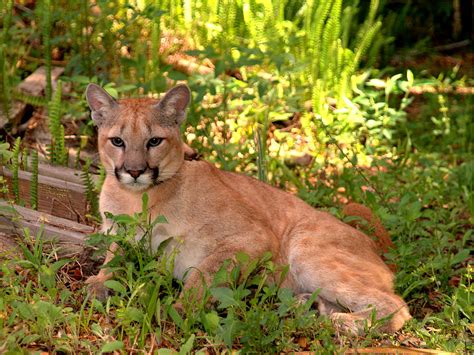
xmin=0 ymin=0 xmax=472 ymax=353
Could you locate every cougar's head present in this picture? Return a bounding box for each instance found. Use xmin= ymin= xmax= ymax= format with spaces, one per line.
xmin=85 ymin=84 xmax=191 ymax=191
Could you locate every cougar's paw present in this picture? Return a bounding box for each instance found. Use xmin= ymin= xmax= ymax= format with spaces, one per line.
xmin=85 ymin=275 xmax=109 ymax=301
xmin=295 ymin=292 xmax=313 ymax=306
xmin=330 ymin=312 xmax=367 ymax=336
xmin=173 ymin=300 xmax=184 ymax=314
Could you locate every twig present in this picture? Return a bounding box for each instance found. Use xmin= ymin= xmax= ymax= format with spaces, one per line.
xmin=434 ymin=39 xmax=470 ymax=52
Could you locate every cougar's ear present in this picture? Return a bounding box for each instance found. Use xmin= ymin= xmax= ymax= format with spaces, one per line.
xmin=155 ymin=84 xmax=191 ymax=126
xmin=85 ymin=83 xmax=117 ymax=126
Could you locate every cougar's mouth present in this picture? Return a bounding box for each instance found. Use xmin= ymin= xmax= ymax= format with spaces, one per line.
xmin=114 ymin=166 xmax=159 ymax=191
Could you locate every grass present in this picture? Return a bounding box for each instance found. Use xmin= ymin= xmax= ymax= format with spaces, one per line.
xmin=0 ymin=0 xmax=472 ymax=352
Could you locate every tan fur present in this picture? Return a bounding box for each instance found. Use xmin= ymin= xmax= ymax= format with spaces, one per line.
xmin=85 ymin=84 xmax=411 ymax=335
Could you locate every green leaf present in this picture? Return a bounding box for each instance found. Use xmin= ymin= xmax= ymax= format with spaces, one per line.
xmin=103 ymin=85 xmax=118 ymax=99
xmin=179 ymin=334 xmax=195 ymax=355
xmin=407 ymin=69 xmax=414 ymax=87
xmin=235 ymin=252 xmax=250 ymax=264
xmin=450 ymin=249 xmax=470 ymax=266
xmin=14 ymin=301 xmax=34 ymax=320
xmin=124 ymin=306 xmax=144 ymax=323
xmin=143 ymin=260 xmax=160 ymax=271
xmin=210 ymin=287 xmax=238 ymax=309
xmin=104 ymin=280 xmax=127 ymax=294
xmin=21 ymin=334 xmax=41 ymax=345
xmin=100 ymin=340 xmax=124 ymax=353
xmin=39 ymin=265 xmax=56 ymax=289
xmin=168 ymin=71 xmax=188 ymax=81
xmin=157 ymin=237 xmax=173 ymax=255
xmin=222 ymin=315 xmax=240 ymax=347
xmin=213 ymin=262 xmax=230 ymax=285
xmin=50 ymin=259 xmax=70 ymax=273
xmin=215 ymin=61 xmax=226 ymax=76
xmin=202 ymin=311 xmax=220 ymax=334
xmin=168 ymin=305 xmax=184 ymax=329
xmin=141 ymin=192 xmax=149 ymax=212
xmin=158 ymin=349 xmax=174 ymax=355
xmin=112 ymin=214 xmax=136 ymax=224
xmin=153 ymin=214 xmax=168 ymax=224
xmin=406 ymin=200 xmax=422 ymax=221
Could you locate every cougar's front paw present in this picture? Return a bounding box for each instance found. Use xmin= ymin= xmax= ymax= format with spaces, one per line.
xmin=173 ymin=300 xmax=184 ymax=314
xmin=330 ymin=312 xmax=367 ymax=336
xmin=85 ymin=275 xmax=110 ymax=301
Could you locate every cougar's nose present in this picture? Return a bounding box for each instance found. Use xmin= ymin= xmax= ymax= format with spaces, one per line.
xmin=126 ymin=169 xmax=145 ymax=179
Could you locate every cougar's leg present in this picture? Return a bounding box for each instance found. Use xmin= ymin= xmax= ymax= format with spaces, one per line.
xmin=288 ymin=234 xmax=411 ymax=335
xmin=86 ymin=220 xmax=118 ymax=301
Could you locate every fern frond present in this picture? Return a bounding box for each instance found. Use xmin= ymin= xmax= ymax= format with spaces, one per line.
xmin=30 ymin=150 xmax=39 ymax=210
xmin=21 ymin=147 xmax=29 ymax=171
xmin=40 ymin=0 xmax=53 ymax=100
xmin=1 ymin=0 xmax=14 ymax=44
xmin=339 ymin=20 xmax=382 ymax=99
xmin=47 ymin=80 xmax=68 ymax=166
xmin=96 ymin=163 xmax=107 ymax=192
xmin=81 ymin=159 xmax=100 ymax=220
xmin=0 ymin=45 xmax=11 ymax=120
xmin=11 ymin=137 xmax=21 ymax=204
xmin=354 ymin=0 xmax=379 ymax=51
xmin=12 ymin=90 xmax=49 ymax=107
xmin=308 ymin=0 xmax=332 ymax=81
xmin=320 ymin=0 xmax=341 ymax=84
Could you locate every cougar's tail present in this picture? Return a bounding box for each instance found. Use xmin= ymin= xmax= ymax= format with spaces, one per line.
xmin=342 ymin=203 xmax=394 ymax=266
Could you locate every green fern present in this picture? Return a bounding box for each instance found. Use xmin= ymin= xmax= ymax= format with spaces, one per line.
xmin=1 ymin=1 xmax=14 ymax=120
xmin=339 ymin=20 xmax=382 ymax=99
xmin=81 ymin=159 xmax=100 ymax=220
xmin=0 ymin=45 xmax=11 ymax=121
xmin=39 ymin=0 xmax=53 ymax=100
xmin=96 ymin=163 xmax=107 ymax=193
xmin=12 ymin=90 xmax=49 ymax=107
xmin=149 ymin=0 xmax=162 ymax=92
xmin=1 ymin=0 xmax=14 ymax=43
xmin=47 ymin=80 xmax=68 ymax=166
xmin=21 ymin=147 xmax=29 ymax=171
xmin=307 ymin=0 xmax=333 ymax=81
xmin=11 ymin=137 xmax=21 ymax=204
xmin=30 ymin=150 xmax=39 ymax=210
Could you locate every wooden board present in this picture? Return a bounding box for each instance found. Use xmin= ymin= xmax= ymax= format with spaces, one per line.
xmin=0 ymin=202 xmax=94 ymax=257
xmin=1 ymin=165 xmax=89 ymax=223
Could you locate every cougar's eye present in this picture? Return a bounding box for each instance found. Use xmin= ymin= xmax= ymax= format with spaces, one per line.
xmin=147 ymin=137 xmax=163 ymax=148
xmin=110 ymin=137 xmax=125 ymax=147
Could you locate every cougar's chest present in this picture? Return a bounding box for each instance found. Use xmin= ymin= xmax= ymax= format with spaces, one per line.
xmin=151 ymin=222 xmax=206 ymax=280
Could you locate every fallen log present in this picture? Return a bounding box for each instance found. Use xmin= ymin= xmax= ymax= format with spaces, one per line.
xmin=0 ymin=202 xmax=94 ymax=257
xmin=0 ymin=66 xmax=64 ymax=129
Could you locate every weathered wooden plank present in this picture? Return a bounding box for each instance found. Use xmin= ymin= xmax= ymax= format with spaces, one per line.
xmin=37 ymin=162 xmax=87 ymax=185
xmin=0 ymin=202 xmax=94 ymax=257
xmin=1 ymin=166 xmax=89 ymax=222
